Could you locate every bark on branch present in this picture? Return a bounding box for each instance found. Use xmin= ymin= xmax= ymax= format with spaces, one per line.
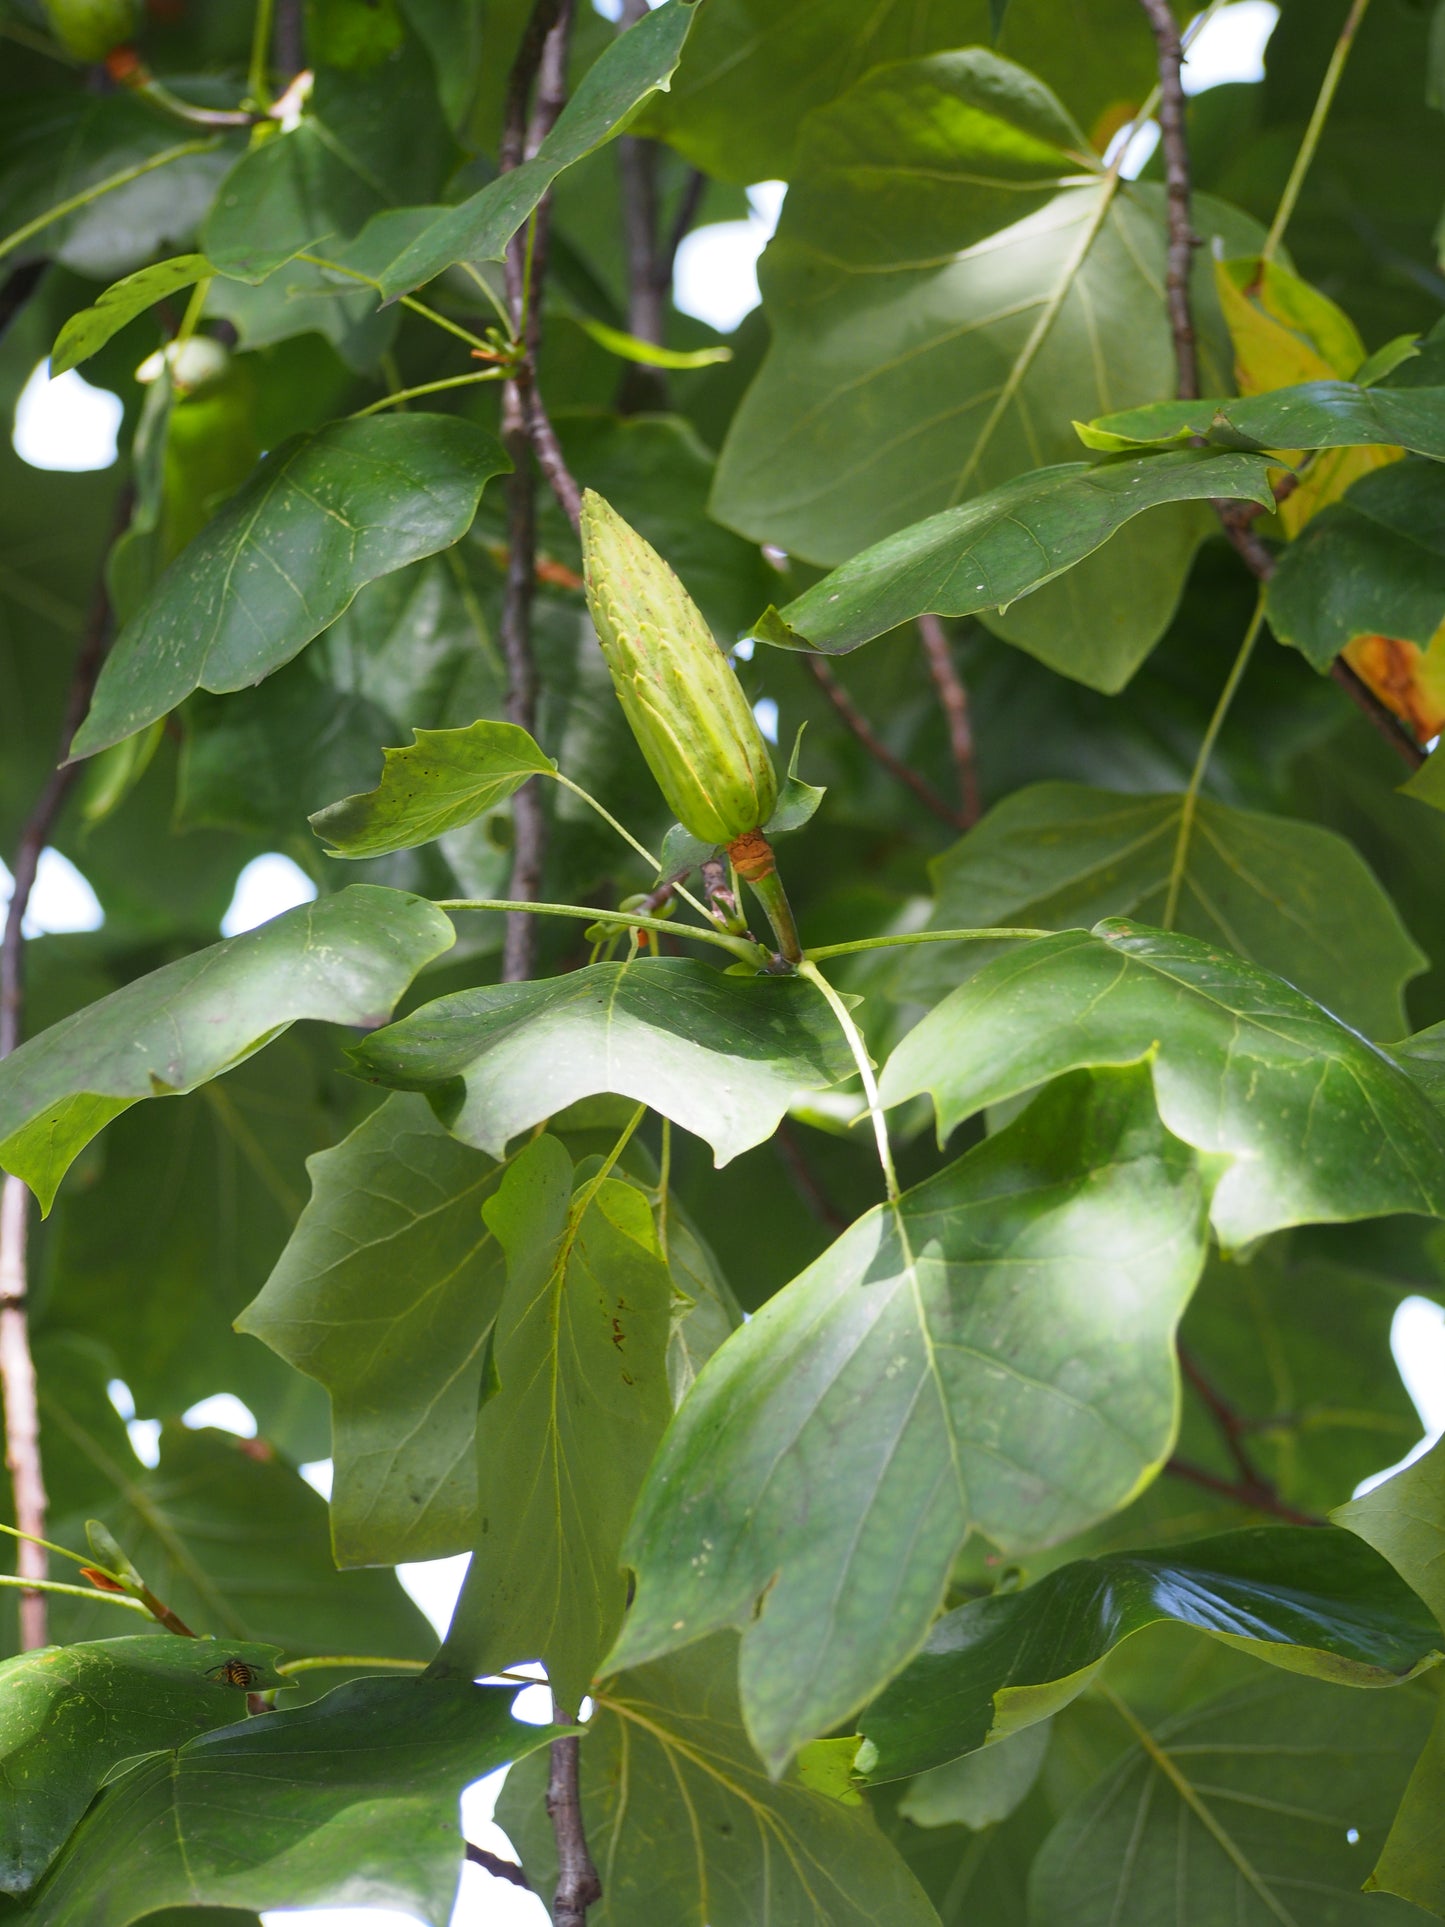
xmin=806 ymin=656 xmax=965 ymax=830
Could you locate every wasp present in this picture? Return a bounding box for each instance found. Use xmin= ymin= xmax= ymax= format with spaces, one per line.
xmin=205 ymin=1657 xmax=266 ymax=1689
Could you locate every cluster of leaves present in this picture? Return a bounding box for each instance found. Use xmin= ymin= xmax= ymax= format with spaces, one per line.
xmin=6 ymin=0 xmax=1445 ymax=1922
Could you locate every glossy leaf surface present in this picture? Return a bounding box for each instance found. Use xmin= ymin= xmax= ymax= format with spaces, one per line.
xmin=0 ymin=1636 xmax=283 ymax=1895
xmin=310 ymin=720 xmax=556 ymax=859
xmin=13 ymin=1680 xmax=555 ymax=1927
xmin=881 ymin=920 xmax=1445 ymax=1247
xmin=896 ymin=781 xmax=1424 ymax=1038
xmin=857 ymin=1528 xmax=1440 ymax=1783
xmin=350 ymin=958 xmax=854 ymax=1167
xmin=50 ymin=256 xmax=209 ymax=375
xmin=612 ymin=1067 xmax=1209 ymax=1772
xmin=1081 ymin=379 xmax=1445 ymax=459
xmin=0 ymin=888 xmax=451 ymax=1211
xmin=71 ymin=417 xmax=508 ymax=758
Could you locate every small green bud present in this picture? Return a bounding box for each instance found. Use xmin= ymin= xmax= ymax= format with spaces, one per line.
xmin=40 ymin=0 xmax=140 ymax=60
xmin=581 ymin=490 xmax=777 ymax=848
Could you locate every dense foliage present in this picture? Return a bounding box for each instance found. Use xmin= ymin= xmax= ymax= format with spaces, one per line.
xmin=5 ymin=0 xmax=1445 ymax=1921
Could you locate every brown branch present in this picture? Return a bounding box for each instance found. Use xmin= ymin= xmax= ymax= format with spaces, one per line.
xmin=0 ymin=498 xmax=124 ymax=1649
xmin=272 ymin=0 xmax=304 ymax=81
xmin=1136 ymin=0 xmax=1425 ymax=777
xmin=547 ymin=1719 xmax=602 ymax=1926
xmin=774 ymin=1120 xmax=847 ymax=1232
xmin=466 ymin=1843 xmax=532 ymax=1891
xmin=915 ymin=615 xmax=980 ymax=828
xmin=806 ymin=656 xmax=965 ymax=830
xmin=660 ymin=169 xmax=708 ymax=291
xmin=1136 ymin=0 xmax=1198 ymax=400
xmin=1164 ymin=1456 xmax=1324 ymax=1528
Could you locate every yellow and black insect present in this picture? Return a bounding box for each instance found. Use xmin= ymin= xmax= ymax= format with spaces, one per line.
xmin=204 ymin=1657 xmax=265 ymax=1689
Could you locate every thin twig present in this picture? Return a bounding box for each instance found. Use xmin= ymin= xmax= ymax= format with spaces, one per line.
xmin=1136 ymin=0 xmax=1198 ymax=399
xmin=774 ymin=1120 xmax=847 ymax=1232
xmin=547 ymin=1714 xmax=602 ymax=1926
xmin=660 ymin=169 xmax=708 ymax=290
xmin=1164 ymin=1455 xmax=1324 ymax=1528
xmin=1178 ymin=1345 xmax=1273 ymax=1492
xmin=1136 ymin=0 xmax=1425 ymax=775
xmin=806 ymin=656 xmax=964 ymax=830
xmin=915 ymin=616 xmax=980 ymax=828
xmin=0 ymin=502 xmax=123 ymax=1649
xmin=466 ymin=1843 xmax=532 ymax=1891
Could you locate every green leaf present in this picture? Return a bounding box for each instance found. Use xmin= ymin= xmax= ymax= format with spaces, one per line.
xmin=895 ymin=781 xmax=1425 ymax=1038
xmin=0 ymin=1635 xmax=284 ymax=1896
xmin=1334 ymin=1436 xmax=1445 ymax=1632
xmin=237 ymin=1093 xmax=507 ymax=1565
xmin=895 ymin=1722 xmax=1050 ymax=1830
xmin=574 ymin=315 xmax=731 ymax=370
xmin=640 ymin=0 xmax=1166 ymax=184
xmin=310 ymin=719 xmax=556 ymax=860
xmin=857 ymin=1527 xmax=1441 ymax=1785
xmin=1081 ymin=379 xmax=1445 ymax=458
xmin=437 ymin=1134 xmax=674 ymax=1712
xmin=50 ymin=255 xmax=210 ymax=376
xmin=880 ymin=919 xmax=1445 ymax=1247
xmin=1028 ymin=1673 xmax=1435 ymax=1926
xmin=498 ymin=1635 xmax=939 ymax=1927
xmin=1268 ymin=458 xmax=1445 ymax=671
xmin=610 ymin=1066 xmax=1210 ymax=1772
xmin=71 ymin=416 xmax=508 ymax=759
xmin=202 ymin=42 xmax=454 ymax=283
xmin=349 ymin=957 xmax=854 ymax=1168
xmin=376 ymin=0 xmax=701 ymax=300
xmin=48 ymin=1425 xmax=434 ymax=1663
xmin=752 ymin=451 xmax=1275 ymax=686
xmin=0 ymin=885 xmax=453 ymax=1212
xmin=713 ymin=49 xmax=1267 ymax=689
xmin=12 ymin=1679 xmax=555 ymax=1926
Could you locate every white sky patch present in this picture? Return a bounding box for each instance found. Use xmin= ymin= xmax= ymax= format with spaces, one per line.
xmin=1355 ymin=1296 xmax=1445 ymax=1495
xmin=752 ymin=696 xmax=780 ymax=743
xmin=300 ymin=1457 xmax=334 ymax=1499
xmin=398 ymin=1552 xmax=472 ymax=1641
xmin=673 ymin=180 xmax=786 ymax=333
xmin=13 ymin=362 xmax=122 ymax=472
xmin=182 ymin=1392 xmax=258 ymax=1437
xmin=220 ymin=853 xmax=318 ymax=936
xmin=1183 ymin=2 xmax=1278 ymax=93
xmin=0 ymin=850 xmax=104 ymax=941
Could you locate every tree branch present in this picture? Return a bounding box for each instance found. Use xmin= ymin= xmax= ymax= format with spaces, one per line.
xmin=1164 ymin=1455 xmax=1324 ymax=1528
xmin=916 ymin=615 xmax=980 ymax=829
xmin=1169 ymin=1345 xmax=1325 ymax=1528
xmin=547 ymin=1717 xmax=602 ymax=1926
xmin=806 ymin=656 xmax=965 ymax=830
xmin=0 ymin=496 xmax=123 ymax=1650
xmin=466 ymin=1842 xmax=532 ymax=1890
xmin=1136 ymin=0 xmax=1425 ymax=776
xmin=774 ymin=1119 xmax=847 ymax=1233
xmin=1136 ymin=0 xmax=1197 ymax=400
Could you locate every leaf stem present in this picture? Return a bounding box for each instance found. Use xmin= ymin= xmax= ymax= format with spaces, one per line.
xmin=0 ymin=1520 xmax=118 ymax=1575
xmin=0 ymin=138 xmax=224 ymax=268
xmin=248 ymin=0 xmax=277 ymax=107
xmin=1262 ymin=0 xmax=1372 ymax=263
xmin=572 ymin=1103 xmax=647 ymax=1219
xmin=804 ymin=927 xmax=1051 ymax=962
xmin=0 ymin=1571 xmax=151 ymax=1613
xmin=798 ymin=960 xmax=898 ymax=1203
xmin=297 ymin=254 xmax=499 ymax=356
xmin=1162 ymin=590 xmax=1267 ymax=929
xmin=274 ymin=1654 xmax=429 ymax=1676
xmin=549 ymin=773 xmax=712 ymax=921
xmin=350 ymin=371 xmax=509 ymax=418
xmin=435 ymin=898 xmax=764 ymax=964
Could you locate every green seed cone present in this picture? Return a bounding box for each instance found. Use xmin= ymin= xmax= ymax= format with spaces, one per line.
xmin=581 ymin=489 xmax=777 ymax=848
xmin=41 ymin=0 xmax=140 ymax=58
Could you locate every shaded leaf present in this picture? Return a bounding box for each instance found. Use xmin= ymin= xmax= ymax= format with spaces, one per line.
xmin=0 ymin=886 xmax=452 ymax=1212
xmin=857 ymin=1527 xmax=1440 ymax=1784
xmin=611 ymin=1067 xmax=1210 ymax=1772
xmin=310 ymin=720 xmax=556 ymax=859
xmin=237 ymin=1093 xmax=506 ymax=1566
xmin=880 ymin=919 xmax=1445 ymax=1247
xmin=13 ymin=1679 xmax=554 ymax=1927
xmin=1334 ymin=1436 xmax=1445 ymax=1633
xmin=895 ymin=1722 xmax=1050 ymax=1830
xmin=437 ymin=1134 xmax=673 ymax=1711
xmin=0 ymin=1635 xmax=283 ymax=1895
xmin=895 ymin=781 xmax=1424 ymax=1038
xmin=48 ymin=1426 xmax=434 ymax=1663
xmin=753 ymin=450 xmax=1274 ymax=686
xmin=1028 ymin=1672 xmax=1434 ymax=1925
xmin=498 ymin=1635 xmax=938 ymax=1927
xmin=350 ymin=957 xmax=854 ymax=1168
xmin=202 ymin=43 xmax=453 ymax=283
xmin=50 ymin=256 xmax=210 ymax=376
xmin=71 ymin=416 xmax=508 ymax=758
xmin=1081 ymin=378 xmax=1445 ymax=459
xmin=377 ymin=0 xmax=700 ymax=299
xmin=715 ymin=49 xmax=1265 ymax=687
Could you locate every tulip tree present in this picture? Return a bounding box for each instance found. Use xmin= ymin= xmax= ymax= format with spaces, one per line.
xmin=7 ymin=0 xmax=1445 ymax=1920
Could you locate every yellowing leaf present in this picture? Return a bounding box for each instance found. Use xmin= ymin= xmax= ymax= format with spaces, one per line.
xmin=1214 ymin=254 xmax=1400 ymax=535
